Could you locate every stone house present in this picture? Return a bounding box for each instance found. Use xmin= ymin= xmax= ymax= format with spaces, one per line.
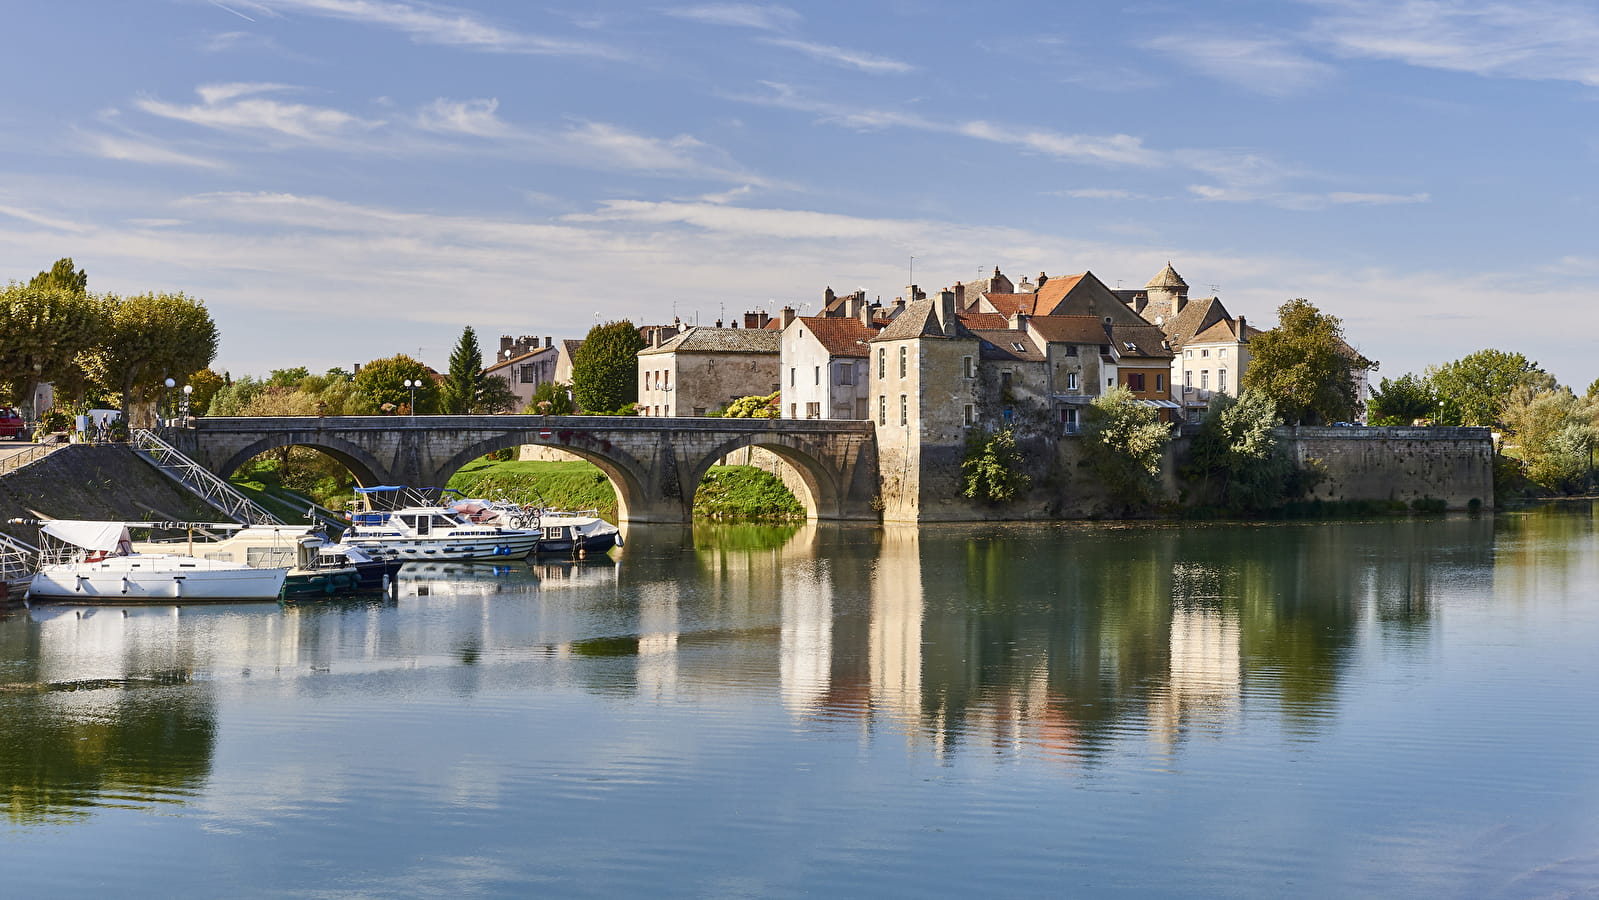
xmin=780 ymin=307 xmax=878 ymax=419
xmin=483 ymin=335 xmax=558 ymax=412
xmin=636 ymin=326 xmax=781 ymax=417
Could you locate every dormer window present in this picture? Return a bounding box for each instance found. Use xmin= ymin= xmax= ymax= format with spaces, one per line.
xmin=1124 ymin=341 xmax=1137 ymax=352
xmin=1011 ymin=342 xmax=1025 ymax=351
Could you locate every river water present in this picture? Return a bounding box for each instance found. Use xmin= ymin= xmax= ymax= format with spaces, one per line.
xmin=2 ymin=504 xmax=1597 ymax=898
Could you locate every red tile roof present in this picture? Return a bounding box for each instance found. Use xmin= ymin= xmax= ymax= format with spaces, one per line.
xmin=796 ymin=316 xmax=878 ymax=357
xmin=1025 ymin=315 xmax=1111 ymax=345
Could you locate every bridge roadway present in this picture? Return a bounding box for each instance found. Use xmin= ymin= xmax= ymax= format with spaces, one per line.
xmin=175 ymin=415 xmax=881 ymax=523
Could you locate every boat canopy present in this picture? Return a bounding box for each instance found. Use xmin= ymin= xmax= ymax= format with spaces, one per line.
xmin=41 ymin=520 xmax=133 ymax=554
xmin=354 ymin=486 xmax=409 ymax=494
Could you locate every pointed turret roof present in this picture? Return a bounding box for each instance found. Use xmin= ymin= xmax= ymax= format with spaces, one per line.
xmin=1145 ymin=261 xmax=1187 ymax=290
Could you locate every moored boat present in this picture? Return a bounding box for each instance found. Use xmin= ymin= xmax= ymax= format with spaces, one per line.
xmin=533 ymin=510 xmax=622 ymax=556
xmin=21 ymin=520 xmax=288 ymax=603
xmin=342 ymin=486 xmax=541 ymax=562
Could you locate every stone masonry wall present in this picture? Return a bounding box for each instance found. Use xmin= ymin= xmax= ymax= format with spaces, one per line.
xmin=1282 ymin=426 xmax=1494 ymax=510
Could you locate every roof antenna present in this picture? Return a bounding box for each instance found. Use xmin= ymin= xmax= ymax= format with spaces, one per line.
xmin=1209 ymin=284 xmax=1221 ymax=295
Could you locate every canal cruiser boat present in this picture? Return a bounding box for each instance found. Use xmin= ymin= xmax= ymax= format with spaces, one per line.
xmin=19 ymin=519 xmax=289 ymax=602
xmin=343 ymin=486 xmax=541 ymax=562
xmin=532 ymin=509 xmax=621 ymax=556
xmin=442 ymin=494 xmax=621 ymax=556
xmin=131 ymin=523 xmax=403 ymax=599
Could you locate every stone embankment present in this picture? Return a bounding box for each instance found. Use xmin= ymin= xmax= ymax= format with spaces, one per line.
xmin=0 ymin=445 xmax=219 ymax=545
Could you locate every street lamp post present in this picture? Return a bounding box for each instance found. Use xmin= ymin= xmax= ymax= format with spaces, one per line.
xmin=162 ymin=377 xmax=176 ymax=429
xmin=180 ymin=384 xmax=193 ymax=426
xmin=403 ymin=379 xmax=419 ymax=417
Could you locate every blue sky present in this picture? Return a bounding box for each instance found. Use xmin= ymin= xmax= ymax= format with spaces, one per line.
xmin=1 ymin=0 xmax=1595 ymax=387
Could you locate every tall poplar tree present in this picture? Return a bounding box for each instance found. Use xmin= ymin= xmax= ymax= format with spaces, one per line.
xmin=439 ymin=326 xmax=486 ymax=415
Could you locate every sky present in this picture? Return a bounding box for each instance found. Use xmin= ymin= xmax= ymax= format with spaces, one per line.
xmin=1 ymin=0 xmax=1595 ymax=387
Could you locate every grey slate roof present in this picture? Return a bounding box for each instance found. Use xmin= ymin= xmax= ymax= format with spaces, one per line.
xmin=639 ymin=326 xmax=781 ymax=355
xmin=869 ymin=298 xmax=972 ymax=341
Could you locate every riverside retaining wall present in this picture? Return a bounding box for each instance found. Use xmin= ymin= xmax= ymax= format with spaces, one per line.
xmin=1280 ymin=426 xmax=1494 ymax=510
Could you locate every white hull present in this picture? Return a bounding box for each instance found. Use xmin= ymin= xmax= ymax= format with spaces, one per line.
xmin=343 ymin=531 xmax=541 ymax=561
xmin=28 ymin=554 xmax=289 ymax=602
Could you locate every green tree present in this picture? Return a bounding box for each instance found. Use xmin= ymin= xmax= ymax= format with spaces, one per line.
xmin=525 ymin=380 xmax=575 ymax=415
xmin=1081 ymin=386 xmax=1172 ymax=509
xmin=352 ymin=355 xmax=436 ymax=414
xmin=1501 ymin=385 xmax=1596 ymax=493
xmin=184 ymin=368 xmax=227 ymax=416
xmin=1182 ymin=391 xmax=1313 ymax=511
xmin=1367 ymin=373 xmax=1437 ymax=425
xmin=439 ymin=326 xmax=488 ymax=415
xmin=961 ymin=428 xmax=1031 ymax=502
xmin=571 ymin=320 xmax=645 ymax=414
xmin=722 ymin=391 xmax=780 ymax=418
xmin=1241 ymin=298 xmax=1373 ymax=425
xmin=100 ymin=292 xmax=220 ymax=422
xmin=28 ymin=257 xmax=87 ymax=294
xmin=0 ymin=284 xmax=104 ymax=417
xmin=1426 ymin=349 xmax=1543 ymax=428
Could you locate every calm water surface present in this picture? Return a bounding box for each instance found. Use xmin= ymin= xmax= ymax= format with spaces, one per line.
xmin=3 ymin=505 xmax=1599 ymax=898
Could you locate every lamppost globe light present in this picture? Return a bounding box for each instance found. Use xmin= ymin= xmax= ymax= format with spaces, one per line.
xmin=165 ymin=377 xmax=176 ymax=389
xmin=183 ymin=384 xmax=193 ymax=395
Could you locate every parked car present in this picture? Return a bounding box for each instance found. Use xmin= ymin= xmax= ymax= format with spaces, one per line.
xmin=0 ymin=408 xmax=24 ymax=441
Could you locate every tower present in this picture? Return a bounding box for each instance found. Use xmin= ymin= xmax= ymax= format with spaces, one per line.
xmin=1144 ymin=262 xmax=1189 ymax=320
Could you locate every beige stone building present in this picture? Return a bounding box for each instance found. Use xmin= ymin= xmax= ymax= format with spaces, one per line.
xmin=780 ymin=306 xmax=881 ymax=420
xmin=637 ymin=326 xmax=781 ymax=417
xmin=483 ymin=334 xmax=558 ymax=413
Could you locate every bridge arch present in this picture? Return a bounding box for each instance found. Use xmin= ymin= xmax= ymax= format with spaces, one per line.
xmin=433 ymin=431 xmax=653 ymax=524
xmin=688 ymin=431 xmax=844 ymax=521
xmin=216 ymin=434 xmax=387 ymax=488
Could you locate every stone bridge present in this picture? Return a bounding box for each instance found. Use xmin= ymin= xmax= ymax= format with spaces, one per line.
xmin=173 ymin=416 xmax=881 ymax=523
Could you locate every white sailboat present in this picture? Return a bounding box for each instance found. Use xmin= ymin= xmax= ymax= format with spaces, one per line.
xmin=23 ymin=520 xmax=289 ymax=602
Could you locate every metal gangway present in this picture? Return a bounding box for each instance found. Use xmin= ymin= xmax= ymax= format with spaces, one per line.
xmin=130 ymin=429 xmax=284 ymax=526
xmin=0 ymin=529 xmax=38 ymax=588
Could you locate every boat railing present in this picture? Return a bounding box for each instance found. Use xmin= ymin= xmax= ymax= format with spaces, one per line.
xmin=130 ymin=429 xmax=284 ymax=526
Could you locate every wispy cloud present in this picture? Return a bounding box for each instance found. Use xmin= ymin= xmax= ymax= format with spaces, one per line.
xmin=760 ymin=38 xmax=914 ymax=74
xmin=1307 ymin=0 xmax=1599 ymax=86
xmin=1058 ymin=188 xmax=1146 ymax=200
xmin=135 ymin=83 xmax=383 ymax=146
xmin=80 ymin=132 xmax=229 ymax=170
xmin=1189 ymin=184 xmax=1430 ymax=210
xmin=414 ymin=98 xmax=513 ymax=137
xmin=1143 ymin=34 xmax=1334 ymax=96
xmin=239 ymin=0 xmax=621 ymax=59
xmin=665 ymin=3 xmax=801 ymax=31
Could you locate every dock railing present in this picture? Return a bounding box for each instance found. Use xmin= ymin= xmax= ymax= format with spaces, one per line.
xmin=0 ymin=530 xmax=38 ymax=584
xmin=130 ymin=429 xmax=284 ymax=526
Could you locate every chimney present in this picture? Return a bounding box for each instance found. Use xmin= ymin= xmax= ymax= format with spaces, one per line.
xmin=1037 ymin=271 xmax=1048 ymax=287
xmin=715 ymin=318 xmax=723 ymax=328
xmin=545 ymin=336 xmax=552 ymax=349
xmin=499 ymin=336 xmax=513 ymax=355
xmin=893 ymin=297 xmax=906 ymax=314
xmin=1236 ymin=315 xmax=1246 ymax=339
xmin=650 ymin=328 xmax=662 ymax=349
xmin=953 ymin=281 xmax=966 ymax=309
xmin=1010 ymin=311 xmax=1027 ymax=331
xmin=860 ymin=302 xmax=874 ymax=329
xmin=905 ymin=284 xmax=924 ymax=304
xmin=937 ymin=290 xmax=958 ymax=336
xmin=1173 ymin=293 xmax=1187 ymax=316
xmin=781 ymin=306 xmax=796 ymax=328
xmin=824 ymin=286 xmax=836 ymax=308
xmin=743 ymin=311 xmax=758 ymax=329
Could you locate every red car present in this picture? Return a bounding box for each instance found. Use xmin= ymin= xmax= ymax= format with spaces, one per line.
xmin=0 ymin=408 xmax=25 ymax=441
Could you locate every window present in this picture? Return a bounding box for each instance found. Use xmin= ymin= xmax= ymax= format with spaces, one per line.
xmin=1065 ymin=345 xmax=1078 ymax=357
xmin=520 ymin=364 xmax=536 ymax=384
xmin=815 ymin=365 xmax=821 ymax=386
xmin=1156 ymin=374 xmax=1164 ymax=392
xmin=1184 ymin=369 xmax=1192 ymax=387
xmin=1201 ymin=349 xmax=1210 ymax=358
xmin=1219 ymin=349 xmax=1228 ymax=358
xmin=1201 ymin=370 xmax=1209 ymax=389
xmin=963 ymin=356 xmax=973 ymax=378
xmin=664 ymin=371 xmax=670 ymax=390
xmin=1219 ymin=369 xmax=1228 ymax=392
xmin=1001 ymin=371 xmax=1013 ymax=392
xmin=791 ymin=402 xmax=798 ymax=418
xmin=1066 ymin=372 xmax=1078 ymax=391
xmin=964 ymin=404 xmax=974 ymax=425
xmin=878 ymin=348 xmax=885 ymax=380
xmin=837 ymin=363 xmax=854 ymax=386
xmin=899 ymin=346 xmax=908 ymax=378
xmin=878 ymin=395 xmax=886 ymax=425
xmin=1012 ymin=342 xmax=1026 ymax=351
xmin=899 ymin=394 xmax=908 ymax=426
xmin=789 ymin=367 xmax=796 ymax=387
xmin=1003 ymin=407 xmax=1014 ymax=424
xmin=1185 ymin=349 xmax=1193 ymax=358
xmin=1108 ymin=377 xmax=1115 ymax=386
xmin=1127 ymin=372 xmax=1145 ymax=392
xmin=806 ymin=402 xmax=821 ymax=419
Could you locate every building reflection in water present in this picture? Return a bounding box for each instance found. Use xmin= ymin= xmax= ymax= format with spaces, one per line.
xmin=869 ymin=526 xmax=922 ymax=732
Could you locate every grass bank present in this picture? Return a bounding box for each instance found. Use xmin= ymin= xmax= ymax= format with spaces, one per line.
xmin=446 ymin=458 xmax=805 ymax=522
